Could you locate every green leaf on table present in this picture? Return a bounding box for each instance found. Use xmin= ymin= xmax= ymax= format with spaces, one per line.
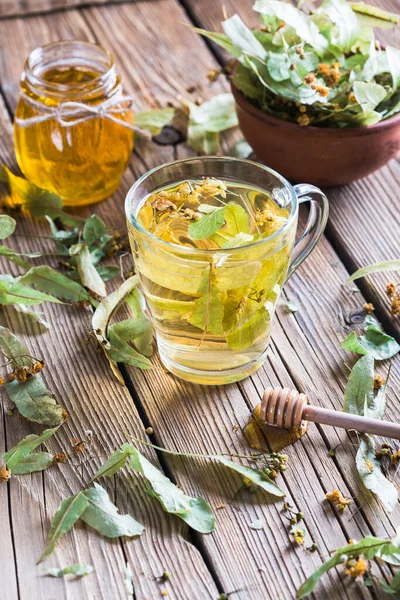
xmin=0 ymin=166 xmax=83 ymax=227
xmin=133 ymin=108 xmax=175 ymax=135
xmin=359 ymin=326 xmax=400 ymax=360
xmin=20 ymin=266 xmax=90 ymax=303
xmin=125 ymin=288 xmax=154 ymax=357
xmin=6 ymin=377 xmax=64 ymax=426
xmin=188 ymin=208 xmax=226 ymax=240
xmin=0 ymin=214 xmax=16 ymax=239
xmin=297 ymin=533 xmax=400 ymax=598
xmin=93 ymin=443 xmax=135 ymax=479
xmin=0 ymin=276 xmax=62 ymax=307
xmin=343 ymin=353 xmax=374 ymax=416
xmin=353 ymin=81 xmax=387 ymax=111
xmin=92 ymin=275 xmax=140 ymax=339
xmin=10 ymin=452 xmax=54 ymax=475
xmin=0 ymin=326 xmax=31 ymax=366
xmin=3 ymin=425 xmax=59 ymax=470
xmin=134 ymin=108 xmax=175 ymax=135
xmin=342 ymin=324 xmax=400 ymax=360
xmin=128 ymin=447 xmax=215 ymax=533
xmin=356 ymin=434 xmax=398 ymax=512
xmin=81 ymin=483 xmax=144 ymax=538
xmin=83 ymin=214 xmax=107 ymax=246
xmin=366 ymin=375 xmax=388 ymax=420
xmin=383 ymin=570 xmax=400 ymax=596
xmin=67 ymin=265 xmax=120 ymax=284
xmin=40 ymin=492 xmax=89 ymax=562
xmin=186 ymin=93 xmax=238 ymax=155
xmin=342 ymin=331 xmax=369 ymax=355
xmin=216 ymin=456 xmax=285 ymax=497
xmin=70 ymin=243 xmax=106 ymax=298
xmin=43 ymin=563 xmax=95 ymax=578
xmin=345 ymin=260 xmax=400 ymax=283
xmin=92 ymin=275 xmax=141 ymax=384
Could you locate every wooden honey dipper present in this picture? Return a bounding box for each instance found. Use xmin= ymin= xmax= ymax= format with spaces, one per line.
xmin=260 ymin=387 xmax=400 ymax=440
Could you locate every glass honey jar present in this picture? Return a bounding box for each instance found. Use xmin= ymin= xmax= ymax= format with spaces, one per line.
xmin=14 ymin=40 xmax=134 ymax=206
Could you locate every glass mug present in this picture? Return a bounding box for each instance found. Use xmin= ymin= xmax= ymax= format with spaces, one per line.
xmin=126 ymin=157 xmax=328 ymax=385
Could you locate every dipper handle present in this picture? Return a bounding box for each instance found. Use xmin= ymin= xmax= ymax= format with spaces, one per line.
xmin=260 ymin=387 xmax=400 ymax=440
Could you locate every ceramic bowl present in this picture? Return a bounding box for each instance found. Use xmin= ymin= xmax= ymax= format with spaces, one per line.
xmin=231 ymin=82 xmax=400 ymax=187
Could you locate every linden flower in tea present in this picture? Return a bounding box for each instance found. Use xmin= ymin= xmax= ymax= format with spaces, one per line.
xmin=129 ymin=177 xmax=295 ymax=384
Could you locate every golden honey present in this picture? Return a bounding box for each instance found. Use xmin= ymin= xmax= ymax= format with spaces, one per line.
xmin=14 ymin=41 xmax=134 ymax=206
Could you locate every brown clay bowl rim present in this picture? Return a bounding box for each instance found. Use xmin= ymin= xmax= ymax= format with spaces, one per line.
xmin=231 ymin=80 xmax=400 ymax=136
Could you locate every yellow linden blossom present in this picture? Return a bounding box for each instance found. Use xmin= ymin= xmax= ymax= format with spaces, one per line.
xmin=326 ymin=489 xmax=353 ymax=511
xmin=345 ymin=557 xmax=367 ymax=579
xmin=0 ymin=467 xmax=11 ymax=482
xmin=291 ymin=527 xmax=305 ymax=545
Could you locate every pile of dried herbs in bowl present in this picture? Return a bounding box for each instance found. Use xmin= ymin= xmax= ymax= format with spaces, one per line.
xmin=195 ymin=0 xmax=400 ymax=185
xmin=197 ymin=0 xmax=400 ymax=127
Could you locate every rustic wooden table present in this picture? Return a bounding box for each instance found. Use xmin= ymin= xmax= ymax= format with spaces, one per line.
xmin=1 ymin=1 xmax=400 ymax=599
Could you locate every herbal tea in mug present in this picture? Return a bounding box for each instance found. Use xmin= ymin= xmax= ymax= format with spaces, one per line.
xmin=126 ymin=157 xmax=328 ymax=385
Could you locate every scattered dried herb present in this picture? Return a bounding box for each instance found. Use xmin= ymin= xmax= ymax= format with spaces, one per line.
xmin=297 ymin=532 xmax=400 ymax=598
xmin=2 ymin=425 xmax=60 ymax=474
xmin=183 ymin=93 xmax=238 ymax=154
xmin=0 ymin=327 xmax=64 ymax=426
xmin=40 ymin=482 xmax=144 ymax=562
xmin=342 ymin=315 xmax=398 ymax=511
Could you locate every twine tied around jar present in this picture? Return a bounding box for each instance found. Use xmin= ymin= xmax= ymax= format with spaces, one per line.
xmin=14 ymin=91 xmax=152 ymax=138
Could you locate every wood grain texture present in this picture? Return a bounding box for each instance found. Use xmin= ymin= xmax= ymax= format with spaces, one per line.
xmin=0 ymin=10 xmax=218 ymax=600
xmin=0 ymin=0 xmax=137 ymax=19
xmin=0 ymin=0 xmax=399 ymax=599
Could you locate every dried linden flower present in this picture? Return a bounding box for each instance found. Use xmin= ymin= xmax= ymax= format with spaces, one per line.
xmin=363 ymin=302 xmax=375 ymax=314
xmin=374 ymin=374 xmax=385 ymax=389
xmin=345 ymin=557 xmax=367 ymax=579
xmin=0 ymin=467 xmax=11 ymax=482
xmin=326 ymin=488 xmax=353 ymax=511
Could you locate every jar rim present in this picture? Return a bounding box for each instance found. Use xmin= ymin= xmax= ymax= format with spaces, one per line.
xmin=24 ymin=40 xmax=116 ymax=96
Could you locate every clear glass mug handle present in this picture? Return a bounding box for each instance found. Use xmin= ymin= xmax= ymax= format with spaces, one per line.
xmin=286 ymin=184 xmax=329 ymax=281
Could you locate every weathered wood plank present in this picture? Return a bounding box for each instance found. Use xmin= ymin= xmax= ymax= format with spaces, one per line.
xmin=184 ymin=0 xmax=400 ymax=337
xmin=0 ymin=0 xmax=136 ymax=19
xmin=0 ymin=1 xmax=398 ymax=598
xmin=0 ymin=10 xmax=219 ymax=600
